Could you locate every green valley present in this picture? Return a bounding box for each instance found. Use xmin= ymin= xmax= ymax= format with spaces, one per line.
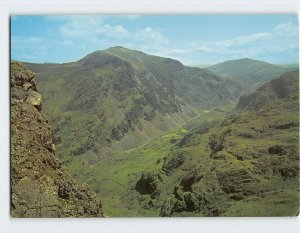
xmin=25 ymin=46 xmax=241 ymax=159
xmin=10 ymin=14 xmax=300 ymax=222
xmin=61 ymin=107 xmax=228 ymax=216
xmin=21 ymin=47 xmax=299 ymax=217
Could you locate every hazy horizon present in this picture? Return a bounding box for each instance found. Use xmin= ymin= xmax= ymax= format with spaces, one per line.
xmin=11 ymin=45 xmax=300 ymax=67
xmin=11 ymin=15 xmax=299 ymax=65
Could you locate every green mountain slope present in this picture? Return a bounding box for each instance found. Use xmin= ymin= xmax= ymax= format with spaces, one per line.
xmin=58 ymin=70 xmax=299 ymax=217
xmin=106 ymin=47 xmax=241 ymax=108
xmin=59 ymin=107 xmax=231 ymax=216
xmin=207 ymin=58 xmax=287 ymax=91
xmin=24 ymin=47 xmax=242 ymax=160
xmin=123 ymin=70 xmax=299 ymax=216
xmin=278 ymin=63 xmax=299 ymax=72
xmin=236 ymin=70 xmax=299 ymax=110
xmin=21 ymin=48 xmax=299 ymax=217
xmin=11 ymin=62 xmax=104 ymax=217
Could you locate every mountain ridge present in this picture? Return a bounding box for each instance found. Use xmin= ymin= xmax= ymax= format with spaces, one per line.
xmin=236 ymin=70 xmax=299 ymax=110
xmin=24 ymin=47 xmax=242 ymax=158
xmin=207 ymin=57 xmax=288 ymax=91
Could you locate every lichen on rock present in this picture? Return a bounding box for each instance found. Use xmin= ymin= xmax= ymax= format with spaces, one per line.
xmin=26 ymin=90 xmax=42 ymax=110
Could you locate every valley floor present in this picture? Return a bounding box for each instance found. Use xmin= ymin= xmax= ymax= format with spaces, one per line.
xmin=61 ymin=99 xmax=299 ymax=217
xmin=64 ymin=108 xmax=228 ymax=216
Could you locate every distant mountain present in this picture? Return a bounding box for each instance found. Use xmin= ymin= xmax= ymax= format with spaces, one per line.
xmin=132 ymin=70 xmax=299 ymax=216
xmin=11 ymin=62 xmax=104 ymax=217
xmin=24 ymin=46 xmax=242 ymax=159
xmin=278 ymin=63 xmax=299 ymax=72
xmin=236 ymin=70 xmax=299 ymax=110
xmin=207 ymin=58 xmax=287 ymax=91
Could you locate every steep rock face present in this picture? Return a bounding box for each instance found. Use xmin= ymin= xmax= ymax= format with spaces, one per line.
xmin=106 ymin=46 xmax=242 ymax=109
xmin=11 ymin=62 xmax=104 ymax=217
xmin=135 ymin=171 xmax=163 ymax=198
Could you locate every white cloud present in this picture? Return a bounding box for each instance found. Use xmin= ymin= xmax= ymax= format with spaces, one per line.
xmin=101 ymin=24 xmax=129 ymax=38
xmin=135 ymin=27 xmax=169 ymax=45
xmin=58 ymin=16 xmax=135 ymax=40
xmin=23 ymin=16 xmax=171 ymax=62
xmin=196 ymin=46 xmax=217 ymax=52
xmin=217 ymin=32 xmax=272 ymax=47
xmin=12 ymin=16 xmax=298 ymax=64
xmin=24 ymin=21 xmax=299 ymax=64
xmin=214 ymin=22 xmax=298 ymax=50
xmin=274 ymin=22 xmax=298 ymax=37
xmin=58 ymin=17 xmax=169 ymax=52
xmin=184 ymin=21 xmax=299 ymax=63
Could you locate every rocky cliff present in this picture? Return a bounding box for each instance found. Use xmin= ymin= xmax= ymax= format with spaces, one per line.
xmin=11 ymin=62 xmax=104 ymax=217
xmin=129 ymin=70 xmax=299 ymax=216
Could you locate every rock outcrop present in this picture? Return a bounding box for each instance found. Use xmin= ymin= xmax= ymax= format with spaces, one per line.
xmin=135 ymin=171 xmax=163 ymax=198
xmin=132 ymin=70 xmax=299 ymax=217
xmin=11 ymin=62 xmax=104 ymax=217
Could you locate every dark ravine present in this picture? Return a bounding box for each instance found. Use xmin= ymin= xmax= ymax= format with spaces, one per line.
xmin=11 ymin=62 xmax=104 ymax=217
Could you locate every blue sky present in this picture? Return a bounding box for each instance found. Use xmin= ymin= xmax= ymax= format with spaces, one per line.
xmin=11 ymin=14 xmax=299 ymax=65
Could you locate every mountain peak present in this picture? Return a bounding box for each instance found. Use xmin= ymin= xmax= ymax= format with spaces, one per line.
xmin=109 ymin=45 xmax=125 ymax=49
xmin=234 ymin=57 xmax=252 ymax=61
xmin=107 ymin=45 xmax=128 ymax=50
xmin=207 ymin=57 xmax=286 ymax=91
xmin=215 ymin=57 xmax=275 ymax=66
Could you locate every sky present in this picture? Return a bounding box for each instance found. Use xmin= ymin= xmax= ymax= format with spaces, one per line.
xmin=11 ymin=14 xmax=299 ymax=65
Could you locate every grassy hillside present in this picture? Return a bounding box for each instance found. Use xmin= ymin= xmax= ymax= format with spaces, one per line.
xmin=86 ymin=70 xmax=298 ymax=217
xmin=207 ymin=58 xmax=287 ymax=91
xmin=61 ymin=107 xmax=230 ymax=216
xmin=21 ymin=48 xmax=299 ymax=217
xmin=151 ymin=70 xmax=299 ymax=216
xmin=25 ymin=47 xmax=242 ymax=161
xmin=278 ymin=63 xmax=299 ymax=72
xmin=236 ymin=70 xmax=299 ymax=110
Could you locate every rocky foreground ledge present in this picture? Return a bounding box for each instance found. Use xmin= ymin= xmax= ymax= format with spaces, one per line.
xmin=10 ymin=62 xmax=104 ymax=217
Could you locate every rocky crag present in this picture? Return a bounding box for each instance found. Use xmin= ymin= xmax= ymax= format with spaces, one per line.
xmin=128 ymin=70 xmax=299 ymax=216
xmin=11 ymin=62 xmax=104 ymax=217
